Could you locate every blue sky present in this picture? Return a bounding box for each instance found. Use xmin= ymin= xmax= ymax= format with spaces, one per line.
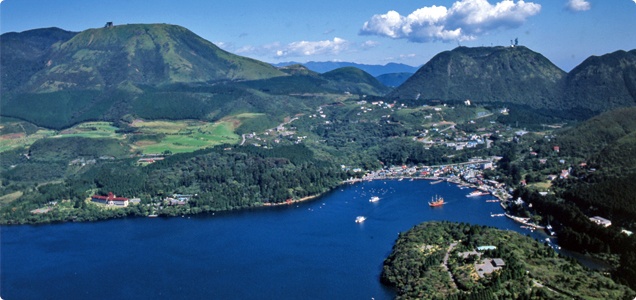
xmin=1 ymin=0 xmax=635 ymax=71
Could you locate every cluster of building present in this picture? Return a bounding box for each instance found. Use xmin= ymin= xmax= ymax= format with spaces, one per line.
xmin=458 ymin=246 xmax=506 ymax=278
xmin=91 ymin=192 xmax=131 ymax=207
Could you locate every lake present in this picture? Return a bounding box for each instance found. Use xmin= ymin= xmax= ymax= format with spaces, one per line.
xmin=1 ymin=180 xmax=548 ymax=299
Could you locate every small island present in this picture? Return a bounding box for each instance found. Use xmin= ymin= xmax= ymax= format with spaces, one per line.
xmin=381 ymin=221 xmax=634 ymax=300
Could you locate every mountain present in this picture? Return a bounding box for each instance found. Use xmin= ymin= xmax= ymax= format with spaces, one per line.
xmin=562 ymin=50 xmax=636 ymax=113
xmin=375 ymin=72 xmax=412 ymax=87
xmin=388 ymin=46 xmax=636 ymax=119
xmin=0 ymin=24 xmax=294 ymax=129
xmin=550 ymin=107 xmax=636 ymax=221
xmin=388 ymin=46 xmax=566 ymax=109
xmin=555 ymin=107 xmax=636 ymax=170
xmin=321 ymin=67 xmax=391 ymax=95
xmin=0 ymin=27 xmax=77 ymax=93
xmin=1 ymin=24 xmax=396 ymax=130
xmin=2 ymin=23 xmax=285 ymax=94
xmin=273 ymin=61 xmax=419 ymax=77
xmin=236 ymin=65 xmax=391 ymax=96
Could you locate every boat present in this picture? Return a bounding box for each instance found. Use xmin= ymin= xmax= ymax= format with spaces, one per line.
xmin=428 ymin=195 xmax=445 ymax=207
xmin=430 ymin=180 xmax=443 ymax=184
xmin=369 ymin=196 xmax=380 ymax=203
xmin=466 ymin=190 xmax=489 ymax=197
xmin=546 ymin=224 xmax=556 ymax=236
xmin=148 ymin=214 xmax=158 ymax=218
xmin=355 ymin=216 xmax=366 ymax=223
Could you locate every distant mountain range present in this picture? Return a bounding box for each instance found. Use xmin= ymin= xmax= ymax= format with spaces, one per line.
xmin=389 ymin=46 xmax=636 ymax=119
xmin=272 ymin=61 xmax=419 ymax=77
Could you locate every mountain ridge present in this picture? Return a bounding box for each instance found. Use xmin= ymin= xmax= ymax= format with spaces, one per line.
xmin=17 ymin=23 xmax=286 ymax=93
xmin=389 ymin=46 xmax=636 ymax=118
xmin=272 ymin=61 xmax=419 ymax=77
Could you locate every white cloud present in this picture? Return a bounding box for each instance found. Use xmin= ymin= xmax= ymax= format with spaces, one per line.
xmin=223 ymin=38 xmax=349 ymax=59
xmin=274 ymin=37 xmax=348 ymax=58
xmin=566 ymin=0 xmax=591 ymax=11
xmin=361 ymin=40 xmax=380 ymax=49
xmin=360 ymin=0 xmax=541 ymax=43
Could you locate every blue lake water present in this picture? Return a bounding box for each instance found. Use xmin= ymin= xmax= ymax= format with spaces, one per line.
xmin=1 ymin=180 xmax=548 ymax=299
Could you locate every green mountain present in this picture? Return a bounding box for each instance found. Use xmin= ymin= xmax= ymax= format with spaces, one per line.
xmin=375 ymin=72 xmax=413 ymax=87
xmin=551 ymin=107 xmax=636 ymax=225
xmin=0 ymin=27 xmax=77 ymax=93
xmin=389 ymin=46 xmax=636 ymax=119
xmin=321 ymin=67 xmax=391 ymax=95
xmin=7 ymin=23 xmax=285 ymax=93
xmin=562 ymin=50 xmax=636 ymax=113
xmin=388 ymin=46 xmax=566 ymax=108
xmin=1 ymin=24 xmax=395 ymax=129
xmin=238 ymin=65 xmax=390 ymax=96
xmin=556 ymin=106 xmax=636 ymax=160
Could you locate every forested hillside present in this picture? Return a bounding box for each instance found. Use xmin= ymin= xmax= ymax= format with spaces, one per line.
xmin=381 ymin=221 xmax=634 ymax=300
xmin=0 ymin=144 xmax=346 ymax=224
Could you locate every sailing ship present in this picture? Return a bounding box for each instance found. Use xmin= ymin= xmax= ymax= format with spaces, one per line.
xmin=428 ymin=195 xmax=445 ymax=207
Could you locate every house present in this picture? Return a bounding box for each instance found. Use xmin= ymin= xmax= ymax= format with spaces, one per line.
xmin=492 ymin=258 xmax=506 ymax=267
xmin=589 ymin=216 xmax=612 ymax=227
xmin=92 ymin=192 xmax=129 ymax=207
xmin=477 ymin=245 xmax=497 ymax=251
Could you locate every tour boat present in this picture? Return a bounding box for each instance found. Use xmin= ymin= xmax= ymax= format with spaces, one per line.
xmin=355 ymin=216 xmax=366 ymax=223
xmin=428 ymin=195 xmax=445 ymax=207
xmin=369 ymin=196 xmax=380 ymax=203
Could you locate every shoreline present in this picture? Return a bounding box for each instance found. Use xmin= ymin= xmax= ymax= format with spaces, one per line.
xmin=261 ymin=194 xmax=322 ymax=207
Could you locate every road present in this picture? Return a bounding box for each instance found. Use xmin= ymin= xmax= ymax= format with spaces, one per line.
xmin=442 ymin=242 xmax=459 ymax=290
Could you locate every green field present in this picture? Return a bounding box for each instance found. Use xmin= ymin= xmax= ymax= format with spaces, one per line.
xmin=131 ymin=119 xmax=241 ymax=154
xmin=0 ymin=117 xmax=250 ymax=155
xmin=0 ymin=129 xmax=56 ymax=152
xmin=55 ymin=122 xmax=120 ymax=139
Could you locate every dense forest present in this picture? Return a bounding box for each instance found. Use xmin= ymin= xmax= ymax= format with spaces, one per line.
xmin=0 ymin=144 xmax=347 ymax=224
xmin=381 ymin=221 xmax=634 ymax=300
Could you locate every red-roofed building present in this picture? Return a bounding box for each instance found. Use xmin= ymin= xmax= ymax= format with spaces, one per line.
xmin=92 ymin=192 xmax=129 ymax=207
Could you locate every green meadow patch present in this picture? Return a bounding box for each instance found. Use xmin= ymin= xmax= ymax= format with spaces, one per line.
xmin=56 ymin=122 xmax=120 ymax=139
xmin=130 ymin=119 xmax=241 ymax=154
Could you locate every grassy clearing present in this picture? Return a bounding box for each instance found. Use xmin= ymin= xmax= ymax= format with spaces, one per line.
xmin=0 ymin=191 xmax=23 ymax=205
xmin=131 ymin=119 xmax=241 ymax=154
xmin=0 ymin=117 xmax=252 ymax=155
xmin=0 ymin=129 xmax=56 ymax=152
xmin=528 ymin=181 xmax=553 ymax=191
xmin=55 ymin=122 xmax=120 ymax=139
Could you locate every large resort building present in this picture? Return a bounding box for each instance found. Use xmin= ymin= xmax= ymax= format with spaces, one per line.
xmin=91 ymin=192 xmax=129 ymax=207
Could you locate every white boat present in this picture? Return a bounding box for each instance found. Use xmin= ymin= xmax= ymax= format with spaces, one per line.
xmin=546 ymin=224 xmax=556 ymax=236
xmin=369 ymin=196 xmax=380 ymax=203
xmin=466 ymin=190 xmax=489 ymax=197
xmin=355 ymin=216 xmax=366 ymax=223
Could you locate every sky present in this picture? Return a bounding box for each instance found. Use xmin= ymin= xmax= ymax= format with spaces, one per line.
xmin=1 ymin=0 xmax=635 ymax=71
